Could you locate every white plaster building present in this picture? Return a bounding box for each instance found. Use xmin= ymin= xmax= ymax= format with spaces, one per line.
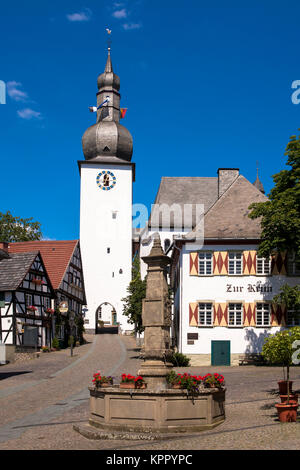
xmin=167 ymin=169 xmax=300 ymax=365
xmin=79 ymin=50 xmax=135 ymax=334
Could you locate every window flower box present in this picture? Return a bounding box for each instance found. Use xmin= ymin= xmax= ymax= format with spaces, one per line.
xmin=120 ymin=374 xmax=146 ymax=389
xmin=45 ymin=308 xmax=55 ymax=314
xmin=32 ymin=279 xmax=45 ymax=285
xmin=92 ymin=372 xmax=113 ymax=388
xmin=27 ymin=305 xmax=37 ymax=312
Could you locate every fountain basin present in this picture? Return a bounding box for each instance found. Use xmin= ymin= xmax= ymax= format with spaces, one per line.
xmin=87 ymin=386 xmax=225 ymax=434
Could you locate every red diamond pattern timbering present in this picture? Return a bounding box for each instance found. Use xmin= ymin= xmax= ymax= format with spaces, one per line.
xmin=189 ymin=303 xmax=198 ymax=326
xmin=213 ymin=252 xmax=228 ymax=275
xmin=271 ymin=303 xmax=287 ymax=326
xmin=214 ymin=303 xmax=228 ymax=326
xmin=189 ymin=252 xmax=199 ymax=276
xmin=243 ymin=251 xmax=256 ymax=275
xmin=271 ymin=252 xmax=287 ymax=275
xmin=243 ymin=303 xmax=256 ymax=326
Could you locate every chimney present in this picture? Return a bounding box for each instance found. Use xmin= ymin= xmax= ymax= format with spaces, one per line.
xmin=0 ymin=242 xmax=9 ymax=260
xmin=217 ymin=168 xmax=239 ymax=198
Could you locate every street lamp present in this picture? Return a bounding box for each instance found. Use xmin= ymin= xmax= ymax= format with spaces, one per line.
xmin=69 ymin=310 xmax=75 ymax=357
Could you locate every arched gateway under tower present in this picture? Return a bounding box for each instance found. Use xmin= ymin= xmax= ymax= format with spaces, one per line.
xmin=95 ymin=302 xmax=118 ymax=334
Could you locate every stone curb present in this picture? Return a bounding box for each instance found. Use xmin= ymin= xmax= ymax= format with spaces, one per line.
xmin=73 ymin=423 xmax=172 ymax=441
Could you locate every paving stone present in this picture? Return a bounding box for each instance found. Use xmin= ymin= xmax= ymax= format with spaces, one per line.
xmin=0 ymin=334 xmax=300 ymax=450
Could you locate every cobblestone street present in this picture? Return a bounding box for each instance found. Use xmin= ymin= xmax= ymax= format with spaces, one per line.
xmin=0 ymin=334 xmax=300 ymax=450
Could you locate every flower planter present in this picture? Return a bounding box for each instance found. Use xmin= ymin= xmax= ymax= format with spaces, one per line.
xmin=278 ymin=381 xmax=293 ymax=395
xmin=98 ymin=383 xmax=111 ymax=388
xmin=275 ymin=403 xmax=298 ymax=422
xmin=135 ymin=383 xmax=147 ymax=389
xmin=120 ymin=383 xmax=135 ymax=389
xmin=171 ymin=384 xmax=182 ymax=389
xmin=280 ymin=394 xmax=298 ymax=405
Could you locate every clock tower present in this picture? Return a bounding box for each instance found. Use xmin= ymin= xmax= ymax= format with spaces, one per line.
xmin=79 ymin=49 xmax=135 ymax=333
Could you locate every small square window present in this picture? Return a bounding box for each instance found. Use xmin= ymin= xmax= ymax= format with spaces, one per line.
xmin=256 ymin=256 xmax=271 ymax=275
xmin=198 ymin=252 xmax=212 ymax=275
xmin=198 ymin=303 xmax=213 ymax=326
xmin=256 ymin=303 xmax=270 ymax=326
xmin=228 ymin=252 xmax=243 ymax=275
xmin=228 ymin=303 xmax=243 ymax=326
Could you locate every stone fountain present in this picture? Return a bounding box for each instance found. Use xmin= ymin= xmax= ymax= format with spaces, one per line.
xmin=75 ymin=235 xmax=225 ymax=440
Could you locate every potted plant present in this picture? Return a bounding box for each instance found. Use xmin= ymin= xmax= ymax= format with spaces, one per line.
xmin=45 ymin=308 xmax=55 ymax=314
xmin=27 ymin=305 xmax=37 ymax=312
xmin=174 ymin=373 xmax=202 ymax=393
xmin=262 ymin=327 xmax=300 ymax=422
xmin=166 ymin=370 xmax=182 ymax=389
xmin=134 ymin=375 xmax=146 ymax=389
xmin=203 ymin=373 xmax=225 ymax=389
xmin=120 ymin=374 xmax=137 ymax=389
xmin=92 ymin=372 xmax=113 ymax=388
xmin=32 ymin=278 xmax=45 ymax=285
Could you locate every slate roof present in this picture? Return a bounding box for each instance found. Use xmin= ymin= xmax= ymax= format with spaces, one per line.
xmin=149 ymin=177 xmax=218 ymax=228
xmin=0 ymin=251 xmax=38 ymax=291
xmin=8 ymin=240 xmax=78 ymax=290
xmin=190 ymin=175 xmax=267 ymax=239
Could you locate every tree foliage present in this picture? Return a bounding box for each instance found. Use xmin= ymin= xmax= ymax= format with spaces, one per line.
xmin=273 ymin=284 xmax=300 ymax=316
xmin=248 ymin=131 xmax=300 ymax=258
xmin=0 ymin=211 xmax=42 ymax=242
xmin=122 ymin=255 xmax=146 ymax=334
xmin=262 ymin=327 xmax=300 ymax=368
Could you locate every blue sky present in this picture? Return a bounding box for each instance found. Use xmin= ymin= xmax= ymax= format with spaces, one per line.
xmin=0 ymin=0 xmax=299 ymax=240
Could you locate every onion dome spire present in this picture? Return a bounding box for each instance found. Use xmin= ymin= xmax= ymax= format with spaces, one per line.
xmin=82 ymin=45 xmax=133 ymax=163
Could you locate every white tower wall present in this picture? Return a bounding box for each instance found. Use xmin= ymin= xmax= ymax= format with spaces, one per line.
xmin=80 ymin=162 xmax=133 ymax=332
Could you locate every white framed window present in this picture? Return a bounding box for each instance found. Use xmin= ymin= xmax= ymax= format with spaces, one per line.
xmin=256 ymin=256 xmax=271 ymax=275
xmin=198 ymin=303 xmax=213 ymax=326
xmin=228 ymin=303 xmax=243 ymax=326
xmin=25 ymin=294 xmax=33 ymax=308
xmin=228 ymin=252 xmax=243 ymax=275
xmin=256 ymin=303 xmax=270 ymax=326
xmin=287 ymin=252 xmax=300 ymax=276
xmin=287 ymin=310 xmax=300 ymax=326
xmin=43 ymin=297 xmax=51 ymax=309
xmin=199 ymin=252 xmax=212 ymax=275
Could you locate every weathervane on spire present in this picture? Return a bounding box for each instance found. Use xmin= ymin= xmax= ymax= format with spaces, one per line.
xmin=106 ymin=28 xmax=112 ymax=53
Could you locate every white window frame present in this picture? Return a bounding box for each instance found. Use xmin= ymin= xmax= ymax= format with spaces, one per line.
xmin=198 ymin=252 xmax=213 ymax=276
xmin=228 ymin=303 xmax=243 ymax=327
xmin=198 ymin=303 xmax=213 ymax=326
xmin=256 ymin=303 xmax=271 ymax=327
xmin=287 ymin=309 xmax=300 ymax=327
xmin=228 ymin=252 xmax=243 ymax=275
xmin=256 ymin=256 xmax=271 ymax=275
xmin=43 ymin=297 xmax=51 ymax=309
xmin=25 ymin=294 xmax=33 ymax=308
xmin=287 ymin=252 xmax=300 ymax=276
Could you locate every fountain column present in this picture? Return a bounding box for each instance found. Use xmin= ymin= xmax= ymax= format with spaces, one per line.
xmin=138 ymin=234 xmax=173 ymax=390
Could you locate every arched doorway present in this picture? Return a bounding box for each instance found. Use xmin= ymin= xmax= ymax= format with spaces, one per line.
xmin=95 ymin=302 xmax=118 ymax=334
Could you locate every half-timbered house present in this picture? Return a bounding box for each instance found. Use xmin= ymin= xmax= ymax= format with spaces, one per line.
xmin=0 ymin=242 xmax=55 ymax=350
xmin=8 ymin=240 xmax=86 ymax=346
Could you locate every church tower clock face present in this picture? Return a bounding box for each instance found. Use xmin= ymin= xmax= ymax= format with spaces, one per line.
xmin=96 ymin=170 xmax=117 ymax=191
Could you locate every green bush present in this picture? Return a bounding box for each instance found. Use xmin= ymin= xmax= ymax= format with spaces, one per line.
xmin=168 ymin=352 xmax=190 ymax=367
xmin=52 ymin=337 xmax=60 ymax=349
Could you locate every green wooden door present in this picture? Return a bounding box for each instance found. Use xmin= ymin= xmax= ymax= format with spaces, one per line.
xmin=211 ymin=341 xmax=231 ymax=366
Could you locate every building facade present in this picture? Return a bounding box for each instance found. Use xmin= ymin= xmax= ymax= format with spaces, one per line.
xmin=8 ymin=240 xmax=86 ymax=347
xmin=0 ymin=242 xmax=54 ymax=350
xmin=169 ymin=170 xmax=300 ymax=365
